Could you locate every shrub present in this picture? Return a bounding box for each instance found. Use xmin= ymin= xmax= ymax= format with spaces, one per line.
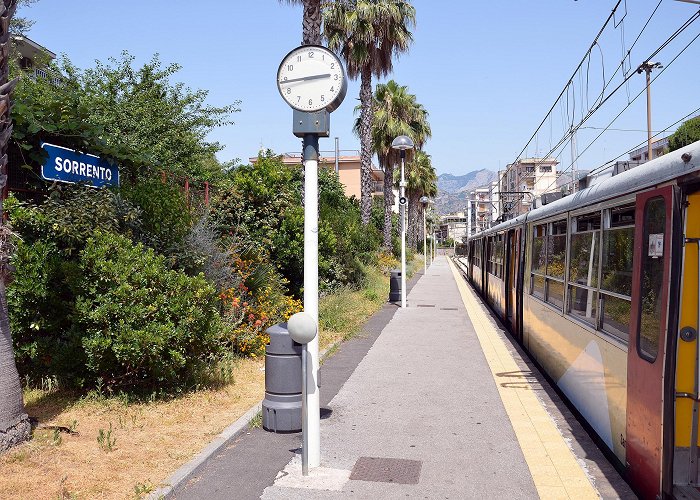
xmin=72 ymin=231 xmax=221 ymax=389
xmin=119 ymin=179 xmax=193 ymax=265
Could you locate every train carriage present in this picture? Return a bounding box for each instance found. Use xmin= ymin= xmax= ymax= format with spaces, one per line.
xmin=460 ymin=141 xmax=700 ymax=499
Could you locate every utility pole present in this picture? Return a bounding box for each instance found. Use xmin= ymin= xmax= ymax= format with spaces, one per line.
xmin=637 ymin=61 xmax=662 ymax=162
xmin=570 ymin=129 xmax=578 ymax=193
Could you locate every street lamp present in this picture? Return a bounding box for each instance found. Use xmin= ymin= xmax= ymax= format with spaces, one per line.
xmin=392 ymin=135 xmax=414 ymax=309
xmin=420 ymin=196 xmax=431 ymax=272
xmin=637 ymin=61 xmax=663 ymax=162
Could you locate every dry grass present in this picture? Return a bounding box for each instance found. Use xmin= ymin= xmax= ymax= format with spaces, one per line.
xmin=0 ymin=259 xmax=423 ymax=499
xmin=0 ymin=358 xmax=264 ymax=500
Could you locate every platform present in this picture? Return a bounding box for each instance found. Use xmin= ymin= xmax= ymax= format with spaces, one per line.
xmin=171 ymin=256 xmax=635 ymax=499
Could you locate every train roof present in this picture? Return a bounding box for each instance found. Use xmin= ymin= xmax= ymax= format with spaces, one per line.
xmin=471 ymin=140 xmax=700 ymax=239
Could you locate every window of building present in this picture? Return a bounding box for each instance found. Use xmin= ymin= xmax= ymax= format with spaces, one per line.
xmin=540 ymin=166 xmax=552 ymax=173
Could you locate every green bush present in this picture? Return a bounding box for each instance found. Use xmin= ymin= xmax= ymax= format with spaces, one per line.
xmin=119 ymin=179 xmax=193 ymax=265
xmin=72 ymin=231 xmax=221 ymax=390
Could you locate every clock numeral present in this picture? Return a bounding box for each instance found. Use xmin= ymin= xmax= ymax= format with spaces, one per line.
xmin=330 ymin=86 xmax=334 ymax=92
xmin=321 ymin=95 xmax=325 ymax=102
xmin=287 ymin=88 xmax=291 ymax=94
xmin=297 ymin=55 xmax=302 ymax=62
xmin=334 ymin=74 xmax=338 ymax=80
xmin=283 ymin=76 xmax=288 ymax=81
xmin=308 ymin=51 xmax=314 ymax=58
xmin=322 ymin=54 xmax=325 ymax=60
xmin=308 ymin=99 xmax=313 ymax=106
xmin=330 ymin=63 xmax=335 ymax=69
xmin=297 ymin=96 xmax=301 ymax=102
xmin=287 ymin=64 xmax=293 ymax=71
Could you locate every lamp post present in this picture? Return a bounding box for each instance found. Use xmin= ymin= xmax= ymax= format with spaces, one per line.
xmin=420 ymin=196 xmax=429 ymax=273
xmin=637 ymin=61 xmax=662 ymax=162
xmin=392 ymin=135 xmax=414 ymax=308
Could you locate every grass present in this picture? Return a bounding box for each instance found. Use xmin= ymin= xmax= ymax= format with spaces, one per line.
xmin=318 ymin=256 xmax=422 ymax=351
xmin=0 ymin=257 xmax=424 ymax=499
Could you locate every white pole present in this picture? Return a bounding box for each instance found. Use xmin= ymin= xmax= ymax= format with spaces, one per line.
xmin=400 ymin=153 xmax=407 ymax=308
xmin=423 ymin=207 xmax=427 ymax=274
xmin=303 ymin=134 xmax=320 ymax=468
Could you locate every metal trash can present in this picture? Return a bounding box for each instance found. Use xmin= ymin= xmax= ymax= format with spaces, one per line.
xmin=262 ymin=323 xmax=302 ymax=432
xmin=389 ymin=269 xmax=401 ymax=303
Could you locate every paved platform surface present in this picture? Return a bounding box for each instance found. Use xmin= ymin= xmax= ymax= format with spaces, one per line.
xmin=172 ymin=256 xmax=636 ymax=499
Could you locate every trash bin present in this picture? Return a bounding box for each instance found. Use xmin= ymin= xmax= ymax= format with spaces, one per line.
xmin=262 ymin=323 xmax=302 ymax=432
xmin=389 ymin=269 xmax=401 ymax=303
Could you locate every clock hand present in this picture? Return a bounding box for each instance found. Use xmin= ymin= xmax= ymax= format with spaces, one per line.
xmin=281 ymin=73 xmax=331 ymax=85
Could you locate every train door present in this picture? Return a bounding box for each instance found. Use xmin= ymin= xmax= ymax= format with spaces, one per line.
xmin=506 ymin=229 xmax=520 ymax=340
xmin=673 ymin=189 xmax=700 ymax=495
xmin=626 ymin=186 xmax=677 ymax=499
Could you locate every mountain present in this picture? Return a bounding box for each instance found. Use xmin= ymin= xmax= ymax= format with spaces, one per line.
xmin=436 ymin=169 xmax=497 ymax=214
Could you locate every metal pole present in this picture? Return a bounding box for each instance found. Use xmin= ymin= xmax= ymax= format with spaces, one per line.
xmin=423 ymin=207 xmax=427 ymax=274
xmin=334 ymin=136 xmax=339 ymax=174
xmin=646 ymin=68 xmax=653 ymax=162
xmin=302 ymin=134 xmax=320 ymax=468
xmin=400 ymin=151 xmax=407 ymax=308
xmin=301 ymin=346 xmax=308 ymax=476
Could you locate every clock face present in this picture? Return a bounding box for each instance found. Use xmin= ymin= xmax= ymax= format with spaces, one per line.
xmin=277 ymin=45 xmax=347 ymax=113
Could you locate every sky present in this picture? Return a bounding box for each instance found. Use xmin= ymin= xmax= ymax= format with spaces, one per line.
xmin=20 ymin=1 xmax=700 ymax=178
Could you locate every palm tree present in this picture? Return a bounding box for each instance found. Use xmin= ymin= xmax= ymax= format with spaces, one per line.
xmin=324 ymin=0 xmax=416 ymax=225
xmin=354 ymin=80 xmax=430 ymax=250
xmin=404 ymin=150 xmax=437 ymax=249
xmin=280 ymin=0 xmax=322 ymax=45
xmin=0 ymin=0 xmax=30 ymax=453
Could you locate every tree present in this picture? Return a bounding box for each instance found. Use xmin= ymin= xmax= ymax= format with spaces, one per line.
xmin=324 ymin=0 xmax=416 ymax=225
xmin=0 ymin=0 xmax=31 ymax=453
xmin=669 ymin=115 xmax=700 ymax=152
xmin=11 ymin=52 xmax=238 ymax=183
xmin=280 ymin=0 xmax=322 ymax=45
xmin=404 ymin=150 xmax=436 ymax=248
xmin=356 ymin=80 xmax=430 ymax=250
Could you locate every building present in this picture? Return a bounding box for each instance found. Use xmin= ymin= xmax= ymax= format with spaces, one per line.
xmin=467 ymin=186 xmax=494 ymax=235
xmin=629 ymin=136 xmax=669 ymax=163
xmin=499 ymin=157 xmax=558 ymax=220
xmin=250 ymin=150 xmax=392 ymax=206
xmin=14 ymin=34 xmax=59 ymax=84
xmin=438 ymin=211 xmax=468 ymax=243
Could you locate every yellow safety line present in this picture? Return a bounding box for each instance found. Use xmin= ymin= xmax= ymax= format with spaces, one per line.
xmin=448 ymin=259 xmax=599 ymax=500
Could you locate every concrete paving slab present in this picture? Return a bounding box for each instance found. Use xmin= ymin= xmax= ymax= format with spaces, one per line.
xmin=262 ymin=256 xmax=538 ymax=499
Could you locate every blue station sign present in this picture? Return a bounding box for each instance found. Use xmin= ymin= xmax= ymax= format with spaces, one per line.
xmin=41 ymin=143 xmax=119 ymax=188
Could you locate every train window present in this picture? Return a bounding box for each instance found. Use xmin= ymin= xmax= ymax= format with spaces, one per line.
xmin=532 ymin=274 xmax=545 ymax=300
xmin=488 ymin=233 xmax=505 ymax=278
xmin=597 ymin=204 xmax=635 ymax=341
xmin=569 ymin=231 xmax=599 ymax=288
xmin=609 ymin=203 xmax=635 ymax=227
xmin=568 ymin=287 xmax=598 ymax=327
xmin=601 ymin=227 xmax=634 ymax=296
xmin=547 ymin=279 xmax=565 ymax=309
xmin=567 ymin=213 xmax=601 ymax=327
xmin=531 ymin=224 xmax=546 ymax=275
xmin=601 ymin=295 xmax=631 ymax=342
xmin=637 ymin=197 xmax=666 ymax=362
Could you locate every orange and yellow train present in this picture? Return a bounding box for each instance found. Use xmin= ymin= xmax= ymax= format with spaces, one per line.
xmin=459 ymin=141 xmax=700 ymax=499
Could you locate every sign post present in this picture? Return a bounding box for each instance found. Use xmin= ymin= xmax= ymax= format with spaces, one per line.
xmin=277 ymin=45 xmax=347 ymax=472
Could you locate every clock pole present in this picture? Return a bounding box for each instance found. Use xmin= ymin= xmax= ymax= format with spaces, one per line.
xmin=278 ymin=44 xmax=346 ymax=476
xmin=302 ymin=131 xmax=321 ymax=469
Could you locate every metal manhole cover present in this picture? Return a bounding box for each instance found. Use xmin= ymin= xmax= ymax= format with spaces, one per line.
xmin=416 ymin=304 xmax=435 ymax=308
xmin=350 ymin=457 xmax=422 ymax=484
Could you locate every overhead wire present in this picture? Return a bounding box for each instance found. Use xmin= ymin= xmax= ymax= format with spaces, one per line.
xmin=507 ymin=7 xmax=700 ymax=210
xmin=535 ymin=28 xmax=700 ymax=197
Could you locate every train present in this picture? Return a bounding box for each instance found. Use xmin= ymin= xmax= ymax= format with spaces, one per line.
xmin=456 ymin=141 xmax=700 ymax=499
